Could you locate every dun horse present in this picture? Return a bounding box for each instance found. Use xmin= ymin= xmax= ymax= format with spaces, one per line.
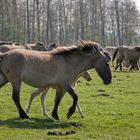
xmin=0 ymin=40 xmax=112 ymax=119
xmin=0 ymin=41 xmax=92 ymax=118
xmin=26 ymin=43 xmax=92 ymax=119
xmin=112 ymin=45 xmax=140 ymax=70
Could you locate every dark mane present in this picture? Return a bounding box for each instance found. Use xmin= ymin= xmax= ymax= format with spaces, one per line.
xmin=48 ymin=40 xmax=100 ymax=55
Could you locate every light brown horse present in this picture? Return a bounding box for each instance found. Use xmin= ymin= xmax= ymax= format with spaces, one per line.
xmin=0 ymin=40 xmax=112 ymax=119
xmin=0 ymin=41 xmax=12 ymax=46
xmin=104 ymin=46 xmax=117 ymax=56
xmin=0 ymin=42 xmax=47 ymax=53
xmin=26 ymin=43 xmax=92 ymax=119
xmin=112 ymin=45 xmax=140 ymax=70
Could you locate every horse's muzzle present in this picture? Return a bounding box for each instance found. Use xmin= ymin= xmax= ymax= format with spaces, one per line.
xmin=103 ymin=80 xmax=111 ymax=85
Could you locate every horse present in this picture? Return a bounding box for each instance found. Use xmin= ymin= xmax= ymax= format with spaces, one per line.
xmin=25 ymin=43 xmax=92 ymax=119
xmin=104 ymin=46 xmax=117 ymax=56
xmin=0 ymin=42 xmax=47 ymax=53
xmin=112 ymin=45 xmax=140 ymax=70
xmin=0 ymin=40 xmax=112 ymax=119
xmin=0 ymin=41 xmax=91 ymax=118
xmin=25 ymin=71 xmax=92 ymax=119
xmin=0 ymin=41 xmax=12 ymax=46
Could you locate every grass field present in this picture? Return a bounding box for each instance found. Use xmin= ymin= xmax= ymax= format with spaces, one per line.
xmin=0 ymin=69 xmax=140 ymax=140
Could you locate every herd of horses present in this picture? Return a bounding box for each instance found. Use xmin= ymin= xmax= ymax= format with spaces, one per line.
xmin=105 ymin=45 xmax=140 ymax=71
xmin=0 ymin=40 xmax=139 ymax=120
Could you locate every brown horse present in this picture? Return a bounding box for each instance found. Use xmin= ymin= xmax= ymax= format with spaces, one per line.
xmin=0 ymin=42 xmax=47 ymax=53
xmin=0 ymin=40 xmax=112 ymax=119
xmin=26 ymin=42 xmax=92 ymax=119
xmin=112 ymin=45 xmax=140 ymax=70
xmin=0 ymin=41 xmax=12 ymax=46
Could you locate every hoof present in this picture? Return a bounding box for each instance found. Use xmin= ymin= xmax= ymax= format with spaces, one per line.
xmin=67 ymin=107 xmax=75 ymax=119
xmin=52 ymin=112 xmax=60 ymax=121
xmin=67 ymin=112 xmax=71 ymax=119
xmin=20 ymin=114 xmax=30 ymax=119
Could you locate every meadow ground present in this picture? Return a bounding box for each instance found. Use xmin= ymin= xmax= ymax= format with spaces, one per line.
xmin=0 ymin=69 xmax=140 ymax=140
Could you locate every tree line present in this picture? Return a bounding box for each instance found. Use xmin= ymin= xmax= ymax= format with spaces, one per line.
xmin=0 ymin=0 xmax=140 ymax=47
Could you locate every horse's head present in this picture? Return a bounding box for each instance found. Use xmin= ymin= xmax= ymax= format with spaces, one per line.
xmin=77 ymin=40 xmax=112 ymax=85
xmin=46 ymin=43 xmax=57 ymax=51
xmin=94 ymin=51 xmax=112 ymax=85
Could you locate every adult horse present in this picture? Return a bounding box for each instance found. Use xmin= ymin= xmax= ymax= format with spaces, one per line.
xmin=112 ymin=45 xmax=140 ymax=70
xmin=0 ymin=41 xmax=92 ymax=118
xmin=26 ymin=42 xmax=92 ymax=119
xmin=0 ymin=40 xmax=112 ymax=119
xmin=0 ymin=42 xmax=47 ymax=53
xmin=0 ymin=41 xmax=12 ymax=46
xmin=104 ymin=46 xmax=117 ymax=56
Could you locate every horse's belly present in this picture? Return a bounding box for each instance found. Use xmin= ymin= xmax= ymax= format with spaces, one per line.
xmin=22 ymin=73 xmax=52 ymax=88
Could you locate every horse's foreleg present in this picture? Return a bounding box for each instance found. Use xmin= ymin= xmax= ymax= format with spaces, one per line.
xmin=25 ymin=88 xmax=45 ymax=114
xmin=63 ymin=85 xmax=78 ymax=119
xmin=12 ymin=83 xmax=29 ymax=119
xmin=52 ymin=87 xmax=65 ymax=120
xmin=40 ymin=87 xmax=50 ymax=117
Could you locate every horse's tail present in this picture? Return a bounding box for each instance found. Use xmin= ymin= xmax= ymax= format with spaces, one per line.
xmin=112 ymin=47 xmax=119 ymax=67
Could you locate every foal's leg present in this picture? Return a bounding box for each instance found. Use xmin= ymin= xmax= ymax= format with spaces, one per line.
xmin=72 ymin=81 xmax=85 ymax=118
xmin=25 ymin=88 xmax=45 ymax=114
xmin=52 ymin=87 xmax=65 ymax=120
xmin=63 ymin=85 xmax=78 ymax=119
xmin=40 ymin=87 xmax=50 ymax=117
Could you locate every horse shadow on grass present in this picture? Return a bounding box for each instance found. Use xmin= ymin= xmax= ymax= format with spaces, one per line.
xmin=0 ymin=117 xmax=71 ymax=129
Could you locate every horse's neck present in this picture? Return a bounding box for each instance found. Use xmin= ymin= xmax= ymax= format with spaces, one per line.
xmin=71 ymin=54 xmax=95 ymax=75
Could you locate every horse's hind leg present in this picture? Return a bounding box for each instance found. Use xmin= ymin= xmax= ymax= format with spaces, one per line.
xmin=11 ymin=79 xmax=29 ymax=119
xmin=0 ymin=72 xmax=8 ymax=88
xmin=25 ymin=88 xmax=45 ymax=114
xmin=40 ymin=87 xmax=50 ymax=117
xmin=52 ymin=87 xmax=65 ymax=120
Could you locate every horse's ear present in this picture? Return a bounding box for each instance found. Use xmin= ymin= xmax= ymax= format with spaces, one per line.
xmin=37 ymin=42 xmax=44 ymax=45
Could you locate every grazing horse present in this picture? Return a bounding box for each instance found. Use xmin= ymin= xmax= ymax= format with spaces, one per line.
xmin=0 ymin=40 xmax=112 ymax=119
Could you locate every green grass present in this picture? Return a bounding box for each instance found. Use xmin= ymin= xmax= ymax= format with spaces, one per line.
xmin=0 ymin=69 xmax=140 ymax=140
